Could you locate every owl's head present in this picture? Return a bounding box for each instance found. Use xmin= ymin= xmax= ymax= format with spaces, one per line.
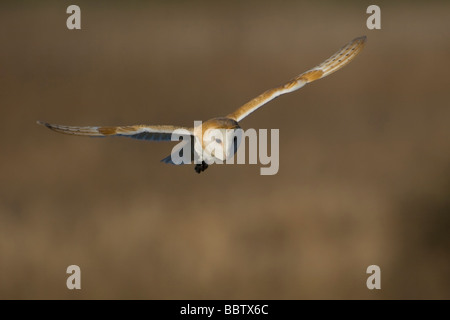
xmin=197 ymin=118 xmax=241 ymax=163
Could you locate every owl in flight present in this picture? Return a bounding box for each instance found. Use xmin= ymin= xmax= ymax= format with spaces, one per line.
xmin=38 ymin=36 xmax=366 ymax=173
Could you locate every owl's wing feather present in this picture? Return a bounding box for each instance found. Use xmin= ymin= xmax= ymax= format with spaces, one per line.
xmin=227 ymin=36 xmax=366 ymax=122
xmin=37 ymin=121 xmax=193 ymax=142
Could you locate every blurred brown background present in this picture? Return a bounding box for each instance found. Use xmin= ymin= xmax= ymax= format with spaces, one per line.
xmin=0 ymin=1 xmax=449 ymax=299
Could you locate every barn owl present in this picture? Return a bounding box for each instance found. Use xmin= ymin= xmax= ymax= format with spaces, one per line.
xmin=38 ymin=36 xmax=366 ymax=173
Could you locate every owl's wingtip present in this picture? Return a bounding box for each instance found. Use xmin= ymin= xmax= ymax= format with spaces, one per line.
xmin=356 ymin=35 xmax=367 ymax=42
xmin=37 ymin=120 xmax=50 ymax=127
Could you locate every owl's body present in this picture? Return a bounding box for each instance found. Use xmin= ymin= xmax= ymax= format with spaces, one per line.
xmin=38 ymin=36 xmax=366 ymax=173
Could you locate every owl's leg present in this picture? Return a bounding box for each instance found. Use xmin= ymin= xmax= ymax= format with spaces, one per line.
xmin=194 ymin=161 xmax=209 ymax=174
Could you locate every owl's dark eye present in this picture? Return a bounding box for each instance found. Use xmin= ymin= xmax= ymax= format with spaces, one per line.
xmin=215 ymin=138 xmax=222 ymax=144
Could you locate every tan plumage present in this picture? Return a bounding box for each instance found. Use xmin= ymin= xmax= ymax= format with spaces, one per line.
xmin=38 ymin=36 xmax=366 ymax=173
xmin=227 ymin=36 xmax=366 ymax=122
xmin=37 ymin=121 xmax=193 ymax=141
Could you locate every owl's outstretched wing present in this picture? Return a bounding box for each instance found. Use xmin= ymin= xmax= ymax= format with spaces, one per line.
xmin=227 ymin=36 xmax=366 ymax=122
xmin=37 ymin=121 xmax=193 ymax=141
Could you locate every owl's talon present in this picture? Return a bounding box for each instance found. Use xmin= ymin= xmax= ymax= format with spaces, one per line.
xmin=195 ymin=161 xmax=209 ymax=174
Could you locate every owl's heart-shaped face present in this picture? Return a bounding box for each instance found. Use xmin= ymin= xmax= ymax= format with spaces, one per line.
xmin=202 ymin=128 xmax=241 ymax=163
